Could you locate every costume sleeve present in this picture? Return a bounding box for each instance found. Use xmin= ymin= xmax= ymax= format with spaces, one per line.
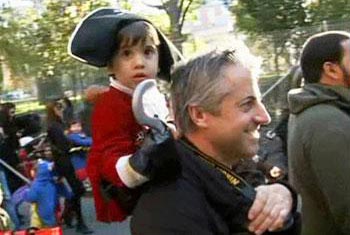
xmin=116 ymin=155 xmax=148 ymax=188
xmin=68 ymin=134 xmax=92 ymax=147
xmin=90 ymin=90 xmax=147 ymax=188
xmin=23 ymin=186 xmax=38 ymax=202
xmin=308 ymin=122 xmax=350 ymax=233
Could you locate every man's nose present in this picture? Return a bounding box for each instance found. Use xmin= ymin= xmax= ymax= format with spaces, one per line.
xmin=254 ymin=102 xmax=271 ymax=125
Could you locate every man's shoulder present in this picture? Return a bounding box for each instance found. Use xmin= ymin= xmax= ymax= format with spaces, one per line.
xmin=131 ymin=179 xmax=214 ymax=235
xmin=292 ymin=103 xmax=350 ymax=128
xmin=139 ymin=177 xmax=206 ymax=207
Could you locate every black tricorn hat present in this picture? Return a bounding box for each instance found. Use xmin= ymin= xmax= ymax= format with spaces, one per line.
xmin=68 ymin=7 xmax=183 ymax=81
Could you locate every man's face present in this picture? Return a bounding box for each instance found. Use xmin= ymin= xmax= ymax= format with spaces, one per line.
xmin=204 ymin=64 xmax=271 ymax=163
xmin=109 ymin=37 xmax=159 ymax=89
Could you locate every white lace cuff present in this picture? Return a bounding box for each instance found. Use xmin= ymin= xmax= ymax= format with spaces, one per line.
xmin=116 ymin=155 xmax=149 ymax=188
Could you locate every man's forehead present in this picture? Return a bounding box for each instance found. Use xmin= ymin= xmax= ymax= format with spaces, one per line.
xmin=224 ymin=63 xmax=253 ymax=79
xmin=223 ymin=64 xmax=260 ymax=96
xmin=223 ymin=64 xmax=255 ymax=83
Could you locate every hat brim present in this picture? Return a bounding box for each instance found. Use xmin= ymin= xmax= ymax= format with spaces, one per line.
xmin=68 ymin=7 xmax=183 ymax=82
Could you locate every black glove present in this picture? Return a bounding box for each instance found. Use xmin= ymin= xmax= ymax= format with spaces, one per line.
xmin=100 ymin=179 xmax=142 ymax=214
xmin=128 ymin=127 xmax=181 ymax=182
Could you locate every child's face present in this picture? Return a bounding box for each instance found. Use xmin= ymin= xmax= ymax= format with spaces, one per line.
xmin=70 ymin=123 xmax=82 ymax=133
xmin=109 ymin=37 xmax=159 ymax=89
xmin=43 ymin=146 xmax=54 ymax=161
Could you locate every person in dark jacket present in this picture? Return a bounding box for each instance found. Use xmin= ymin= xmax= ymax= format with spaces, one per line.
xmin=0 ymin=103 xmax=24 ymax=229
xmin=62 ymin=96 xmax=74 ymax=127
xmin=0 ymin=103 xmax=24 ymax=194
xmin=131 ymin=48 xmax=300 ymax=235
xmin=288 ymin=31 xmax=350 ymax=235
xmin=46 ymin=100 xmax=92 ymax=234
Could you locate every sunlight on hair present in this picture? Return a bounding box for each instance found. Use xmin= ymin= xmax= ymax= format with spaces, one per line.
xmin=192 ymin=39 xmax=262 ymax=79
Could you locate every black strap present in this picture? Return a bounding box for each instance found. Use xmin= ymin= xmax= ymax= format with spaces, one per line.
xmin=179 ymin=138 xmax=256 ymax=202
xmin=180 ymin=138 xmax=299 ymax=234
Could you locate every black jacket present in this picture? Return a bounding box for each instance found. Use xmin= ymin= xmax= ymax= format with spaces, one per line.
xmin=131 ymin=140 xmax=300 ymax=235
xmin=47 ymin=120 xmax=84 ymax=196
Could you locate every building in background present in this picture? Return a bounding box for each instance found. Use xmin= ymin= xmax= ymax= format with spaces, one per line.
xmin=182 ymin=0 xmax=240 ymax=53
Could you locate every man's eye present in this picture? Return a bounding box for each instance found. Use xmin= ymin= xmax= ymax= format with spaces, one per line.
xmin=240 ymin=101 xmax=254 ymax=112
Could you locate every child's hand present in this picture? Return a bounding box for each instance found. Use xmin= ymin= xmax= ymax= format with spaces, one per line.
xmin=84 ymin=85 xmax=109 ymax=103
xmin=166 ymin=122 xmax=180 ymax=139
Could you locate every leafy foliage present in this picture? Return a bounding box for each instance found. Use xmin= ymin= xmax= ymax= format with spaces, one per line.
xmin=234 ymin=0 xmax=310 ymax=73
xmin=0 ymin=0 xmax=111 ymax=97
xmin=0 ymin=8 xmax=38 ymax=79
xmin=142 ymin=0 xmax=204 ymax=52
xmin=308 ymin=0 xmax=350 ymax=24
xmin=31 ymin=0 xmax=110 ymax=78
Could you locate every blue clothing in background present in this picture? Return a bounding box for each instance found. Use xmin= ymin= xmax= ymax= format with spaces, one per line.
xmin=67 ymin=133 xmax=92 ymax=180
xmin=23 ymin=159 xmax=72 ymax=226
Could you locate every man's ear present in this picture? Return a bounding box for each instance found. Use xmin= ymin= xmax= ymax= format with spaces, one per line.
xmin=323 ymin=62 xmax=341 ymax=80
xmin=187 ymin=105 xmax=209 ymax=128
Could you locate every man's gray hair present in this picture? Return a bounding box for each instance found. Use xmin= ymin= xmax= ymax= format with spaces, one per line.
xmin=170 ymin=48 xmax=260 ymax=135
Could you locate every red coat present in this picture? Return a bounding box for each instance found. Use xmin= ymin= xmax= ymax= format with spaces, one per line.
xmin=87 ymin=86 xmax=144 ymax=222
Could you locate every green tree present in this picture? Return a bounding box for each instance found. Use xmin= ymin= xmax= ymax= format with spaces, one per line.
xmin=142 ymin=0 xmax=204 ymax=52
xmin=0 ymin=1 xmax=112 ymax=96
xmin=25 ymin=0 xmax=110 ymax=100
xmin=234 ymin=0 xmax=309 ymax=73
xmin=308 ymin=0 xmax=350 ymax=24
xmin=0 ymin=7 xmax=38 ymax=91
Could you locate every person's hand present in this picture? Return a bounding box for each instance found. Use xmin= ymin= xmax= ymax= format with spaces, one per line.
xmin=129 ymin=129 xmax=181 ymax=181
xmin=16 ymin=130 xmax=23 ymax=138
xmin=166 ymin=121 xmax=179 ymax=139
xmin=247 ymin=184 xmax=292 ymax=235
xmin=269 ymin=166 xmax=283 ymax=179
xmin=84 ymin=85 xmax=108 ymax=103
xmin=116 ymin=122 xmax=181 ymax=188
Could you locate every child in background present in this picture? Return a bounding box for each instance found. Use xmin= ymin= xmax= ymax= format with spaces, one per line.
xmin=23 ymin=144 xmax=72 ymax=228
xmin=67 ymin=120 xmax=92 ymax=191
xmin=0 ymin=183 xmax=13 ymax=231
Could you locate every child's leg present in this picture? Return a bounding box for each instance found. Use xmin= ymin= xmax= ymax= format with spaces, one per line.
xmin=0 ymin=168 xmax=21 ymax=230
xmin=30 ymin=203 xmax=44 ymax=228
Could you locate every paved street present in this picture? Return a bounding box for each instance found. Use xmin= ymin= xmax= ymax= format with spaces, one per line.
xmin=63 ymin=196 xmax=131 ymax=235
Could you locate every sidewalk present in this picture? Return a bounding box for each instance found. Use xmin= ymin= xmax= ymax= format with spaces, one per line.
xmin=63 ymin=196 xmax=131 ymax=235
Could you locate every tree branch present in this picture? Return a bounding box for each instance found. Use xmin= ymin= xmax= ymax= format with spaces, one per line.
xmin=179 ymin=0 xmax=193 ymax=31
xmin=179 ymin=0 xmax=184 ymax=14
xmin=141 ymin=0 xmax=166 ymax=11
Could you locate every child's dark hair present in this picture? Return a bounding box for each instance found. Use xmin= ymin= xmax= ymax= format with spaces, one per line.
xmin=68 ymin=119 xmax=81 ymax=127
xmin=107 ymin=21 xmax=160 ymax=66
